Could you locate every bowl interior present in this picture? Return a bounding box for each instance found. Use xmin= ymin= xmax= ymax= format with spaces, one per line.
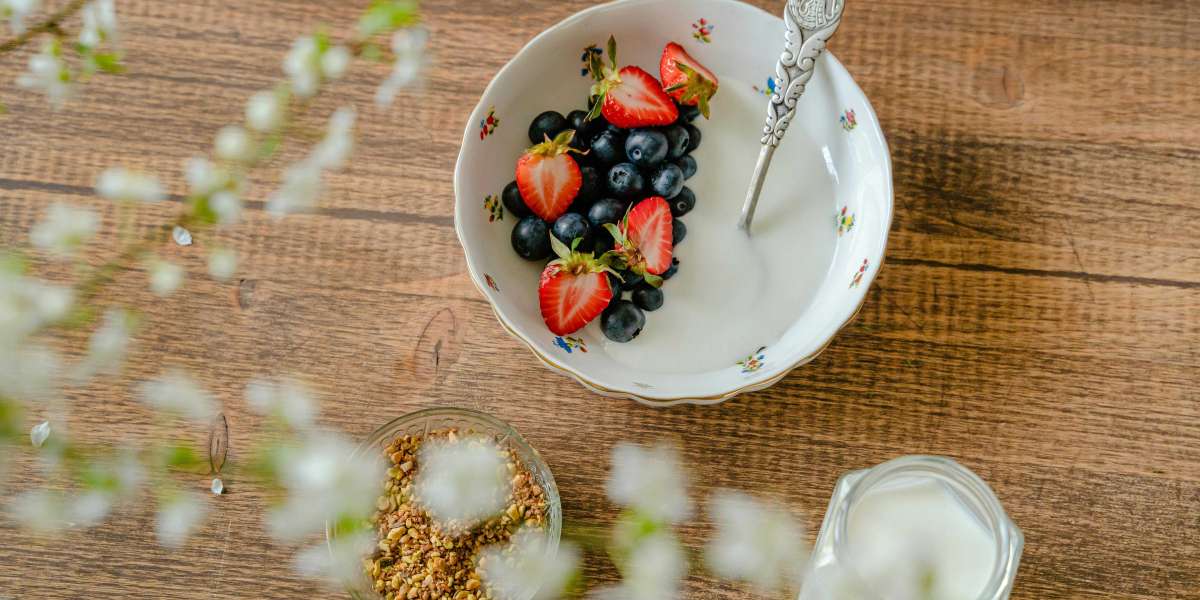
xmin=455 ymin=0 xmax=891 ymax=404
xmin=339 ymin=407 xmax=562 ymax=599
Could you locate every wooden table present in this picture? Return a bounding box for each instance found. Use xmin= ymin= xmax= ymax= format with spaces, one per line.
xmin=1 ymin=0 xmax=1197 ymax=598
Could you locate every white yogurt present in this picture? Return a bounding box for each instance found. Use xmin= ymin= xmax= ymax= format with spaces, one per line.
xmin=595 ymin=78 xmax=837 ymax=373
xmin=803 ymin=478 xmax=999 ymax=600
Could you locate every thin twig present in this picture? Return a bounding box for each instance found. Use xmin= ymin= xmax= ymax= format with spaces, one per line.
xmin=0 ymin=0 xmax=89 ymax=55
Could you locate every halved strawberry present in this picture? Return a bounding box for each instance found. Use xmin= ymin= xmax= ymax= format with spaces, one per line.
xmin=516 ymin=130 xmax=583 ymax=222
xmin=585 ymin=37 xmax=678 ymax=128
xmin=660 ymin=42 xmax=718 ymax=118
xmin=605 ymin=197 xmax=674 ymax=282
xmin=539 ymin=236 xmax=618 ymax=335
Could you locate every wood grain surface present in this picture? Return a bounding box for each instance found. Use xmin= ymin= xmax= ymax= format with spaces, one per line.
xmin=1 ymin=0 xmax=1198 ymax=598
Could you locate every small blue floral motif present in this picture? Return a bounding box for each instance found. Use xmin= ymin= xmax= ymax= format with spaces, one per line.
xmin=738 ymin=346 xmax=767 ymax=373
xmin=753 ymin=77 xmax=778 ymax=97
xmin=580 ymin=45 xmax=603 ymax=76
xmin=554 ymin=336 xmax=588 ymax=354
xmin=840 ymin=108 xmax=857 ymax=132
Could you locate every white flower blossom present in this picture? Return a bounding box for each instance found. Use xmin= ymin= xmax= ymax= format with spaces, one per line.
xmin=294 ymin=531 xmax=376 ymax=588
xmin=29 ymin=420 xmax=50 ymax=448
xmin=74 ymin=308 xmax=135 ymax=378
xmin=415 ymin=437 xmax=511 ymax=527
xmin=266 ymin=161 xmax=322 ymax=215
xmin=184 ymin=156 xmax=228 ymax=197
xmin=172 ymin=225 xmax=193 ymax=246
xmin=156 ymin=492 xmax=208 ymax=548
xmin=376 ymin=27 xmax=428 ymax=107
xmin=0 ymin=264 xmax=73 ymax=341
xmin=480 ymin=528 xmax=580 ymax=600
xmin=310 ymin=107 xmax=355 ymax=170
xmin=0 ymin=344 xmax=61 ymax=402
xmin=283 ymin=36 xmax=321 ymax=98
xmin=95 ymin=167 xmax=165 ymax=203
xmin=596 ymin=533 xmax=686 ymax=600
xmin=30 ymin=202 xmax=98 ymax=257
xmin=705 ymin=490 xmax=808 ymax=591
xmin=214 ymin=125 xmax=252 ymax=162
xmin=245 ymin=377 xmax=316 ymax=429
xmin=266 ymin=432 xmax=383 ymax=541
xmin=246 ymin=90 xmax=285 ymax=132
xmin=1 ymin=0 xmax=40 ymax=34
xmin=148 ymin=258 xmax=184 ymax=296
xmin=78 ymin=0 xmax=117 ymax=48
xmin=606 ymin=443 xmax=691 ymax=524
xmin=209 ymin=190 xmax=242 ymax=225
xmin=207 ymin=247 xmax=237 ymax=281
xmin=137 ymin=369 xmax=218 ymax=423
xmin=10 ymin=490 xmax=67 ymax=532
xmin=16 ymin=40 xmax=72 ymax=109
xmin=320 ymin=45 xmax=350 ymax=80
xmin=74 ymin=490 xmax=114 ymax=526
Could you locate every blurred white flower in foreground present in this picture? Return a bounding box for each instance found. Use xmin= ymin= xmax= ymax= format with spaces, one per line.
xmin=376 ymin=27 xmax=428 ymax=107
xmin=148 ymin=258 xmax=183 ymax=296
xmin=30 ymin=202 xmax=98 ymax=258
xmin=95 ymin=167 xmax=165 ymax=203
xmin=283 ymin=36 xmax=350 ymax=98
xmin=415 ymin=436 xmax=510 ymax=526
xmin=266 ymin=107 xmax=355 ymax=216
xmin=78 ymin=0 xmax=117 ymax=48
xmin=0 ymin=343 xmax=61 ymax=402
xmin=207 ymin=247 xmax=238 ymax=281
xmin=184 ymin=156 xmax=230 ymax=198
xmin=246 ymin=377 xmax=316 ymax=429
xmin=0 ymin=262 xmax=73 ymax=341
xmin=705 ymin=490 xmax=808 ymax=592
xmin=294 ymin=531 xmax=376 ymax=588
xmin=11 ymin=490 xmax=66 ymax=531
xmin=137 ymin=369 xmax=218 ymax=423
xmin=214 ymin=125 xmax=252 ymax=162
xmin=480 ymin=528 xmax=580 ymax=600
xmin=246 ymin=89 xmax=286 ymax=132
xmin=1 ymin=0 xmax=40 ymax=34
xmin=267 ymin=433 xmax=383 ymax=541
xmin=606 ymin=442 xmax=691 ymax=524
xmin=16 ymin=40 xmax=72 ymax=109
xmin=209 ymin=191 xmax=243 ymax=225
xmin=596 ymin=532 xmax=686 ymax=600
xmin=74 ymin=308 xmax=136 ymax=379
xmin=157 ymin=492 xmax=208 ymax=548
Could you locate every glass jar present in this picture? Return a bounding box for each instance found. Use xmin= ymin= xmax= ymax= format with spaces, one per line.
xmin=802 ymin=455 xmax=1023 ymax=600
xmin=330 ymin=407 xmax=563 ymax=600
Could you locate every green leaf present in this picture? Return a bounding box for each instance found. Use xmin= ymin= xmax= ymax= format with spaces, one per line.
xmin=188 ymin=196 xmax=219 ymax=226
xmin=549 ymin=234 xmax=571 ymax=259
xmin=570 ymin=237 xmax=582 ymax=251
xmin=163 ymin=444 xmax=205 ymax=470
xmin=358 ymin=0 xmax=420 ymax=38
xmin=606 ymin=35 xmax=618 ymax=70
xmin=643 ymin=273 xmax=663 ymax=288
xmin=92 ymin=52 xmax=126 ymax=74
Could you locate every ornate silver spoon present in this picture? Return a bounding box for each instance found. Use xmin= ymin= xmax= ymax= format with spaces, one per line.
xmin=738 ymin=0 xmax=846 ymax=233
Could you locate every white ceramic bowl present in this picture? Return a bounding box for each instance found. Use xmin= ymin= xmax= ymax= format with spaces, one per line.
xmin=454 ymin=0 xmax=892 ymax=406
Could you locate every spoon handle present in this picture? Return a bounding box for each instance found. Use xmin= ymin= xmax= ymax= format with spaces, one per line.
xmin=739 ymin=0 xmax=845 ymax=233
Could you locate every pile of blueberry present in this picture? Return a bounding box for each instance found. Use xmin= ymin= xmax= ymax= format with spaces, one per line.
xmin=506 ymin=102 xmax=701 ymax=341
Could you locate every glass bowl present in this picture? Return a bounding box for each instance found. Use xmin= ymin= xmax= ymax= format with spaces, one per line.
xmin=330 ymin=407 xmax=562 ymax=599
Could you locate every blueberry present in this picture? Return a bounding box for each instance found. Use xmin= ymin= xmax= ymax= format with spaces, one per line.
xmin=567 ymin=109 xmax=588 ymax=131
xmin=593 ymin=233 xmax=614 ymax=256
xmin=588 ymin=198 xmax=625 ymax=228
xmin=632 ymin=285 xmax=664 ymax=311
xmin=672 ymin=218 xmax=686 ymax=245
xmin=502 ymin=180 xmax=531 ymax=218
xmin=677 ymin=103 xmax=701 ymax=122
xmin=650 ymin=163 xmax=684 ymax=199
xmin=578 ymin=164 xmax=601 ymax=202
xmin=590 ymin=129 xmax=627 ymax=166
xmin=576 ymin=112 xmax=608 ymax=143
xmin=607 ymin=163 xmax=645 ymax=199
xmin=683 ymin=123 xmax=701 ymax=153
xmin=601 ymin=300 xmax=645 ymax=343
xmin=662 ymin=258 xmax=680 ymax=280
xmin=607 ymin=273 xmax=624 ymax=300
xmin=670 ymin=186 xmax=696 ymax=217
xmin=676 ymin=155 xmax=697 ymax=180
xmin=529 ymin=111 xmax=568 ymax=144
xmin=551 ymin=213 xmax=590 ymax=247
xmin=625 ymin=129 xmax=669 ymax=168
xmin=615 ymin=269 xmax=644 ymax=289
xmin=511 ymin=216 xmax=551 ymax=260
xmin=662 ymin=125 xmax=690 ymax=160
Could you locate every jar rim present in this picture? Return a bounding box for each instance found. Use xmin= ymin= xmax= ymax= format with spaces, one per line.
xmin=830 ymin=455 xmax=1020 ymax=600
